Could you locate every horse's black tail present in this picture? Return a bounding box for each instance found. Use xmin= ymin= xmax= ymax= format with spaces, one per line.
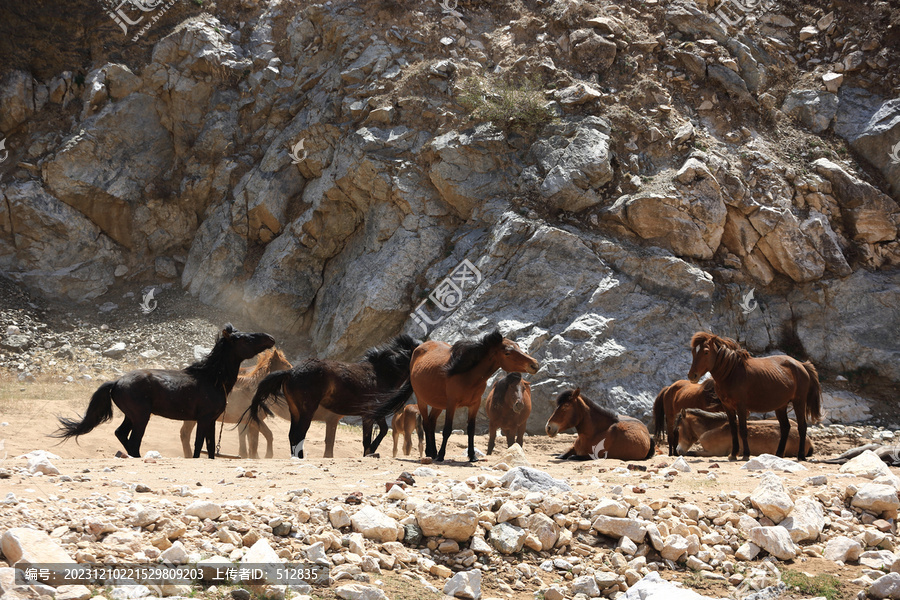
xmin=54 ymin=381 xmax=116 ymax=440
xmin=803 ymin=361 xmax=822 ymax=422
xmin=644 ymin=436 xmax=656 ymax=461
xmin=370 ymin=380 xmax=414 ymax=421
xmin=243 ymin=370 xmax=291 ymax=428
xmin=652 ymin=386 xmax=667 ymax=441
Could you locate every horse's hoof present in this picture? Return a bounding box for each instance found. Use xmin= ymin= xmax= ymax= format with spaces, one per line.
xmin=728 ymin=455 xmax=738 ymax=462
xmin=420 ymin=457 xmax=433 ymax=465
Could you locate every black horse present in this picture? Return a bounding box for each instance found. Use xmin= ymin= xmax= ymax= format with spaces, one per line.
xmin=243 ymin=334 xmax=419 ymax=458
xmin=54 ymin=324 xmax=275 ymax=458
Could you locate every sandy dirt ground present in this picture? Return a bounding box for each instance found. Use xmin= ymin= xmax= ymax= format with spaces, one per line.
xmin=0 ymin=376 xmax=886 ymax=600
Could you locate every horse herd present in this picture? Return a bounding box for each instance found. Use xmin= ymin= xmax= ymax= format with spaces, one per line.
xmin=54 ymin=326 xmax=822 ymax=464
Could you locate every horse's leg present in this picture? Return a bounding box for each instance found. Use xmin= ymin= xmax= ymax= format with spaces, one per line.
xmin=323 ymin=416 xmax=339 ymax=459
xmin=368 ymin=418 xmax=390 ymax=455
xmin=487 ymin=426 xmax=497 ymax=456
xmin=115 ymin=418 xmax=133 ymax=454
xmin=724 ymin=408 xmax=739 ymax=461
xmin=423 ymin=406 xmax=439 ymax=459
xmin=558 ymin=446 xmax=575 ymax=460
xmin=362 ymin=419 xmax=374 ymax=456
xmin=796 ymin=402 xmax=808 ymax=462
xmin=259 ymin=420 xmax=274 ymax=459
xmin=436 ymin=406 xmax=456 ymax=462
xmin=774 ymin=408 xmax=790 ymax=458
xmin=737 ymin=406 xmax=751 ymax=462
xmin=128 ymin=418 xmax=148 ymax=458
xmin=239 ymin=422 xmax=250 ymax=459
xmin=288 ymin=416 xmax=314 ymax=459
xmin=393 ymin=425 xmax=400 ymax=458
xmin=180 ymin=422 xmax=195 ymax=458
xmin=466 ymin=407 xmax=477 ymax=462
xmin=403 ymin=421 xmax=413 ymax=456
xmin=516 ymin=423 xmax=525 ymax=448
xmin=505 ymin=430 xmax=516 ymax=448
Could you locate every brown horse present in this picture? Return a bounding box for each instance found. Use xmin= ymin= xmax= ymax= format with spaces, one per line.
xmin=485 ymin=372 xmax=532 ymax=455
xmin=652 ymin=378 xmax=721 ymax=456
xmin=373 ymin=329 xmax=539 ymax=462
xmin=687 ymin=332 xmax=821 ymax=462
xmin=55 ymin=325 xmax=275 ymax=459
xmin=392 ymin=404 xmax=424 ymax=459
xmin=245 ymin=335 xmax=418 ymax=458
xmin=674 ymin=408 xmax=814 ymax=457
xmin=180 ymin=348 xmax=293 ymax=459
xmin=546 ymin=388 xmax=655 ymax=461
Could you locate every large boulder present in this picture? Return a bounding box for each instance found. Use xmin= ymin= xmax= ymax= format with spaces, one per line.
xmin=0 ymin=181 xmax=121 ymax=301
xmin=813 ymin=158 xmax=899 ymax=243
xmin=42 ymin=93 xmax=177 ymax=250
xmin=0 ymin=70 xmax=36 ymax=131
xmin=749 ymin=472 xmax=794 ymax=523
xmin=750 ymin=206 xmax=826 ymax=282
xmin=525 ymin=117 xmax=614 ymax=212
xmin=415 ymin=504 xmax=478 ymax=542
xmin=781 ymin=90 xmax=839 ymax=133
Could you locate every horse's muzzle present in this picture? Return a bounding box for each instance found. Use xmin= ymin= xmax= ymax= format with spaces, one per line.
xmin=687 ymin=372 xmax=699 ymax=384
xmin=527 ymin=360 xmax=539 ymax=374
xmin=545 ymin=421 xmax=558 ymax=437
xmin=513 ymin=401 xmax=524 ymax=414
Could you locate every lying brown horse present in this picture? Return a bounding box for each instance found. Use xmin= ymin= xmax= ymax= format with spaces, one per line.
xmin=674 ymin=408 xmax=814 ymax=457
xmin=546 ymin=388 xmax=655 ymax=460
xmin=246 ymin=335 xmax=418 ymax=458
xmin=180 ymin=348 xmax=293 ymax=458
xmin=392 ymin=404 xmax=424 ymax=459
xmin=652 ymin=378 xmax=721 ymax=456
xmin=373 ymin=329 xmax=539 ymax=462
xmin=688 ymin=332 xmax=821 ymax=461
xmin=485 ymin=372 xmax=532 ymax=455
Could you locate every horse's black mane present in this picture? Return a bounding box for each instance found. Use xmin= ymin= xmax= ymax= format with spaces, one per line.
xmin=364 ymin=334 xmax=419 ymax=376
xmin=446 ymin=329 xmax=504 ymax=376
xmin=185 ymin=324 xmax=241 ymax=391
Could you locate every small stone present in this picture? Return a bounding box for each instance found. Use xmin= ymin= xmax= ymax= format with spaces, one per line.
xmin=824 ymin=536 xmax=863 ymax=563
xmin=750 ymin=472 xmax=794 ymax=523
xmin=335 ymin=583 xmax=388 ymax=600
xmin=735 ymin=541 xmax=761 ymax=561
xmin=160 ymin=541 xmax=189 ymax=565
xmin=490 ymin=522 xmax=527 ymax=554
xmin=102 ymin=342 xmax=127 ymax=358
xmin=852 ymin=484 xmax=900 ymax=514
xmin=443 ymin=570 xmax=481 ymax=600
xmin=185 ymin=500 xmax=222 ymax=520
xmin=748 ymin=527 xmax=796 ymax=560
xmin=868 ymin=573 xmax=900 ymax=599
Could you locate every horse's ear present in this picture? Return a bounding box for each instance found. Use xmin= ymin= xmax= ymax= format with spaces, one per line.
xmin=572 ymin=387 xmax=581 ymax=399
xmin=222 ymin=324 xmax=234 ymax=338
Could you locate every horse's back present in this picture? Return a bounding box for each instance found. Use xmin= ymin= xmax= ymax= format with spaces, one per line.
xmin=114 ymin=368 xmax=221 ymax=420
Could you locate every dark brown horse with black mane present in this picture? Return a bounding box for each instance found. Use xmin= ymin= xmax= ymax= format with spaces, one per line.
xmin=244 ymin=334 xmax=419 ymax=458
xmin=372 ymin=329 xmax=539 ymax=462
xmin=652 ymin=378 xmax=721 ymax=455
xmin=54 ymin=325 xmax=275 ymax=459
xmin=687 ymin=332 xmax=821 ymax=462
xmin=546 ymin=388 xmax=655 ymax=460
xmin=485 ymin=372 xmax=532 ymax=455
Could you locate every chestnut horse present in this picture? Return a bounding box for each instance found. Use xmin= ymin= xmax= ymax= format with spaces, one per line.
xmin=687 ymin=332 xmax=821 ymax=462
xmin=485 ymin=372 xmax=532 ymax=455
xmin=652 ymin=378 xmax=721 ymax=456
xmin=373 ymin=329 xmax=539 ymax=462
xmin=180 ymin=348 xmax=293 ymax=459
xmin=674 ymin=408 xmax=814 ymax=457
xmin=55 ymin=325 xmax=275 ymax=459
xmin=546 ymin=388 xmax=655 ymax=460
xmin=245 ymin=335 xmax=418 ymax=458
xmin=392 ymin=404 xmax=424 ymax=459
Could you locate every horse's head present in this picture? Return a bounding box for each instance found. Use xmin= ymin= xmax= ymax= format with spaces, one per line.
xmin=673 ymin=409 xmax=697 ymax=456
xmin=496 ymin=337 xmax=539 ymax=375
xmin=223 ymin=324 xmax=276 ymax=360
xmin=502 ymin=373 xmax=529 ymax=414
xmin=546 ymin=387 xmax=582 ymax=437
xmin=688 ymin=332 xmax=715 ymax=383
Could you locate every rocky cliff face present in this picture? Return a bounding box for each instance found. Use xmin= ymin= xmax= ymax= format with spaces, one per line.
xmin=0 ymin=0 xmax=898 ymax=430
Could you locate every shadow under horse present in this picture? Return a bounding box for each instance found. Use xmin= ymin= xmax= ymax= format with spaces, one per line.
xmin=373 ymin=329 xmax=539 ymax=462
xmin=687 ymin=332 xmax=821 ymax=462
xmin=244 ymin=334 xmax=419 ymax=458
xmin=54 ymin=325 xmax=275 ymax=458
